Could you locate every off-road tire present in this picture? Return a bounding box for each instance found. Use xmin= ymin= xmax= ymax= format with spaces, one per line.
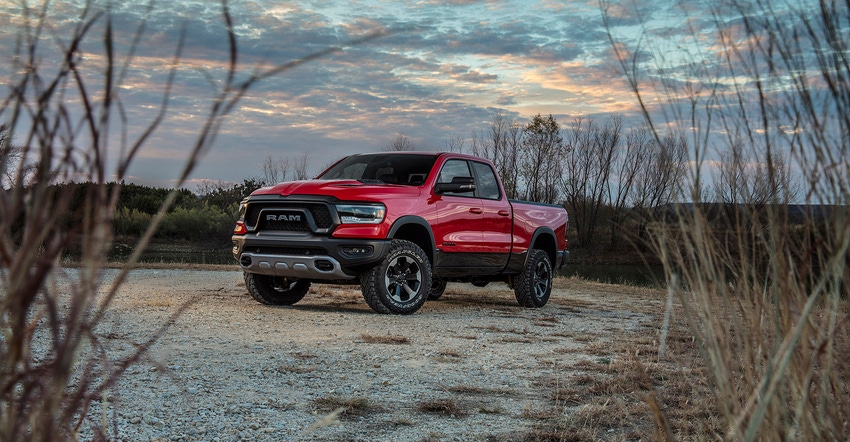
xmin=428 ymin=279 xmax=447 ymax=300
xmin=514 ymin=249 xmax=552 ymax=308
xmin=361 ymin=239 xmax=431 ymax=314
xmin=245 ymin=273 xmax=310 ymax=306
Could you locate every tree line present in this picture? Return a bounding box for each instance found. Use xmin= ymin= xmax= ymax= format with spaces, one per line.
xmin=387 ymin=112 xmax=803 ymax=258
xmin=466 ymin=113 xmax=690 ymax=250
xmin=3 ymin=112 xmax=801 ymax=258
xmin=378 ymin=114 xmax=687 ymax=252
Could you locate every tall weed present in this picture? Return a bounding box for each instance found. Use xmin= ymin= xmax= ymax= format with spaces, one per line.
xmin=0 ymin=2 xmax=382 ymax=439
xmin=605 ymin=0 xmax=850 ymax=438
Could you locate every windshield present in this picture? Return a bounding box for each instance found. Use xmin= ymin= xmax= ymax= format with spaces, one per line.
xmin=317 ymin=153 xmax=438 ymax=186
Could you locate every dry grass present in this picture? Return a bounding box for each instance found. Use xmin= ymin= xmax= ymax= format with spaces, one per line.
xmin=416 ymin=398 xmax=468 ymax=417
xmin=443 ymin=384 xmax=517 ymax=397
xmin=522 ymin=297 xmax=721 ymax=440
xmin=532 ymin=315 xmax=561 ymax=327
xmin=0 ymin=4 xmax=381 ymax=439
xmin=601 ymin=1 xmax=850 ymax=439
xmin=526 ymin=286 xmax=850 ymax=440
xmin=358 ymin=333 xmax=410 ymax=344
xmin=290 ymin=352 xmax=319 ymax=360
xmin=312 ymin=396 xmax=378 ymax=419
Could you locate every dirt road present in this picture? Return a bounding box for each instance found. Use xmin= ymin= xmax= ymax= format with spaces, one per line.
xmin=65 ymin=268 xmax=664 ymax=441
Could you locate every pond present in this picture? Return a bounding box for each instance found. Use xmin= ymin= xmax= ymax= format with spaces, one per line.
xmin=559 ymin=263 xmax=667 ymax=287
xmin=107 ymin=242 xmax=235 ymax=265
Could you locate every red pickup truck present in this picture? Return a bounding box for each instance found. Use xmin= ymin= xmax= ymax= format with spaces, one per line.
xmin=232 ymin=152 xmax=569 ymax=314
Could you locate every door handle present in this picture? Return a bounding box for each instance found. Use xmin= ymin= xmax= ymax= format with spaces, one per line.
xmin=498 ymin=210 xmax=511 ymax=216
xmin=469 ymin=208 xmax=483 ymax=214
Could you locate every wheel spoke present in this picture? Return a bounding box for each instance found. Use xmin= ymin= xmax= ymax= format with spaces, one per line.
xmin=397 ymin=257 xmax=410 ymax=273
xmin=272 ymin=277 xmax=298 ymax=292
xmin=394 ymin=283 xmax=408 ymax=301
xmin=386 ymin=265 xmax=398 ymax=278
xmin=402 ymin=283 xmax=415 ymax=296
xmin=534 ymin=280 xmax=547 ymax=297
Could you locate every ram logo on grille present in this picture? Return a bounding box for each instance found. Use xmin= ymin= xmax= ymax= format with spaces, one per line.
xmin=266 ymin=213 xmax=301 ymax=222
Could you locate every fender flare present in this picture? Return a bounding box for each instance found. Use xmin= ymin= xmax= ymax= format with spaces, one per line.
xmin=527 ymin=226 xmax=558 ymax=265
xmin=388 ymin=215 xmax=436 ymax=262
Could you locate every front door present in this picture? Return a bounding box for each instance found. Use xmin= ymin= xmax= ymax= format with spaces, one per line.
xmin=432 ymin=159 xmax=482 ymax=270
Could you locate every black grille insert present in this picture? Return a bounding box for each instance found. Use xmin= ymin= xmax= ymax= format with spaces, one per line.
xmin=245 ymin=202 xmax=333 ymax=231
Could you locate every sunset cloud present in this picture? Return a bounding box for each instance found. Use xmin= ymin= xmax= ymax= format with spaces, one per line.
xmin=0 ymin=0 xmax=778 ymax=189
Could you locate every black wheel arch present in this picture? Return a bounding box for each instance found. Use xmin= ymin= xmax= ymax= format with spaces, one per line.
xmin=388 ymin=215 xmax=436 ymax=265
xmin=528 ymin=227 xmax=558 ymax=267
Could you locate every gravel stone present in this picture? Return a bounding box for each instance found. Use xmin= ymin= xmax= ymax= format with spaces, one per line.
xmin=43 ymin=267 xmax=653 ymax=441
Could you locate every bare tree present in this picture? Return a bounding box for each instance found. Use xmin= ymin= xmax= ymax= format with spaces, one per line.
xmin=498 ymin=116 xmax=523 ymax=200
xmin=561 ymin=116 xmax=621 ymax=247
xmin=492 ymin=113 xmax=522 ymax=199
xmin=520 ymin=114 xmax=563 ymax=204
xmin=261 ymin=154 xmax=291 ymax=185
xmin=627 ymin=132 xmax=688 ymax=244
xmin=0 ymin=124 xmax=34 ymax=189
xmin=259 ymin=152 xmax=311 ymax=184
xmin=195 ymin=179 xmax=234 ymax=197
xmin=293 ymin=151 xmax=310 ymax=180
xmin=442 ymin=133 xmax=466 ymax=153
xmin=713 ymin=139 xmax=796 ymax=209
xmin=384 ymin=132 xmax=415 ymax=151
xmin=607 ymin=124 xmax=653 ymax=247
xmin=469 ymin=113 xmax=523 ymax=199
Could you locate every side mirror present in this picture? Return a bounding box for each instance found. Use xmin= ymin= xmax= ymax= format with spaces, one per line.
xmin=434 ymin=176 xmax=476 ymax=194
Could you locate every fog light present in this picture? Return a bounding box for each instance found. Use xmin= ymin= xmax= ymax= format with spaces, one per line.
xmin=342 ymin=246 xmax=373 ymax=256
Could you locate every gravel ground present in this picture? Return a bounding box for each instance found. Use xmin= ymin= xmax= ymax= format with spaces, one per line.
xmin=45 ymin=268 xmax=660 ymax=441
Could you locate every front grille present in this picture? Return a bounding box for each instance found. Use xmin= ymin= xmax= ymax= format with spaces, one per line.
xmin=259 ymin=215 xmax=311 ymax=232
xmin=245 ymin=202 xmax=333 ymax=231
xmin=310 ymin=204 xmax=332 ymax=228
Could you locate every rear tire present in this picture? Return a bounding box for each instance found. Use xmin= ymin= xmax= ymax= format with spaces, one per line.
xmin=245 ymin=273 xmax=310 ymax=306
xmin=361 ymin=239 xmax=431 ymax=314
xmin=428 ymin=279 xmax=447 ymax=300
xmin=514 ymin=249 xmax=552 ymax=308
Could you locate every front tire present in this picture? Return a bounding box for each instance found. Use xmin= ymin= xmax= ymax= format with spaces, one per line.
xmin=245 ymin=273 xmax=310 ymax=306
xmin=514 ymin=249 xmax=552 ymax=308
xmin=361 ymin=239 xmax=431 ymax=314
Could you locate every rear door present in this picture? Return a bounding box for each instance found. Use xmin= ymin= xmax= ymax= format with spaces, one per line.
xmin=471 ymin=160 xmax=512 ymax=271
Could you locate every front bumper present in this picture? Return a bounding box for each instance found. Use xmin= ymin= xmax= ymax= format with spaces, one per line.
xmin=232 ymin=233 xmax=391 ymax=281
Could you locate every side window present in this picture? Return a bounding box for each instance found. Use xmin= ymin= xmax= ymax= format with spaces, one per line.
xmin=437 ymin=159 xmax=473 ymax=197
xmin=472 ymin=161 xmax=501 ymax=200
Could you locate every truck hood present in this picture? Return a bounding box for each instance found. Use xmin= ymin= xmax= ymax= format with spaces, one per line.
xmin=251 ymin=179 xmax=421 ymax=200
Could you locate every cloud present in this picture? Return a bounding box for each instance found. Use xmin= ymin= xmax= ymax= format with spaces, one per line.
xmin=0 ymin=0 xmax=651 ymax=187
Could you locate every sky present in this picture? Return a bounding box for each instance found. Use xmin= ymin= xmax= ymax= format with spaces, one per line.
xmin=0 ymin=0 xmax=822 ymax=192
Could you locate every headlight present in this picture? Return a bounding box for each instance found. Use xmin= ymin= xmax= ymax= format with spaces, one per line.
xmin=238 ymin=201 xmax=248 ymax=221
xmin=336 ymin=204 xmax=386 ymax=224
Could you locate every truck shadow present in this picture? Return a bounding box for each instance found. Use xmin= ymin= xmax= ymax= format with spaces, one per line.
xmin=251 ymin=283 xmax=539 ymax=314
